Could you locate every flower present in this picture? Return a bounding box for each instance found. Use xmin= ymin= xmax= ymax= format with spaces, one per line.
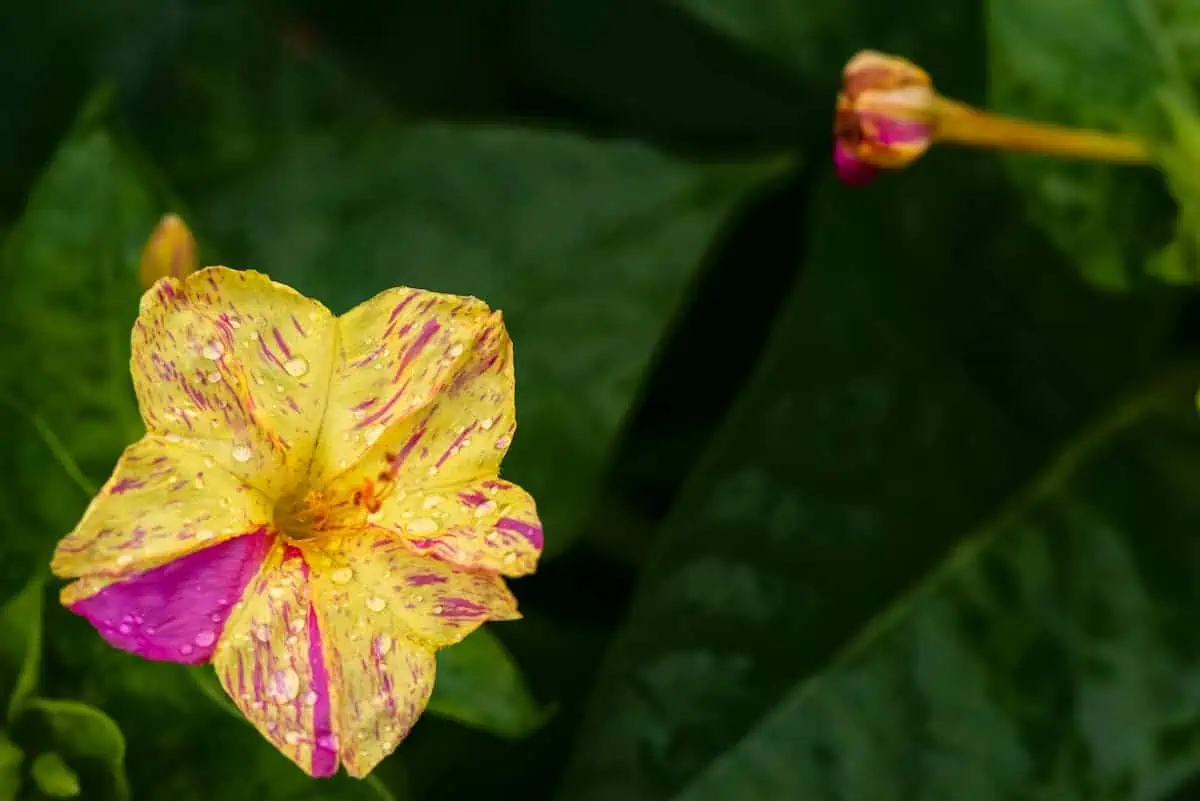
xmin=139 ymin=214 xmax=198 ymax=290
xmin=833 ymin=50 xmax=937 ymax=185
xmin=50 ymin=267 xmax=543 ymax=778
xmin=833 ymin=50 xmax=1152 ymax=185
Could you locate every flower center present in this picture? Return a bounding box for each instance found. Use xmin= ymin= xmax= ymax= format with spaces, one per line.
xmin=273 ymin=488 xmax=333 ymax=541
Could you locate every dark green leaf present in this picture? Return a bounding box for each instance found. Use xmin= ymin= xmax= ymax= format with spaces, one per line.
xmin=30 ymin=752 xmax=80 ymax=799
xmin=985 ymin=0 xmax=1184 ymax=290
xmin=0 ymin=115 xmax=160 ymax=601
xmin=199 ymin=124 xmax=787 ymax=555
xmin=23 ymin=699 xmax=128 ymax=801
xmin=429 ymin=629 xmax=547 ymax=738
xmin=557 ymin=154 xmax=1185 ymax=801
xmin=0 ymin=576 xmax=44 ymax=724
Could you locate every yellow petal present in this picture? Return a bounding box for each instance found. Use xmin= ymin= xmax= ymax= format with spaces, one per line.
xmin=139 ymin=213 xmax=198 ymax=290
xmin=132 ymin=267 xmax=336 ymax=498
xmin=316 ymin=529 xmax=519 ymax=651
xmin=213 ymin=542 xmax=339 ymax=777
xmin=309 ymin=287 xmax=512 ymax=489
xmin=312 ymin=530 xmax=520 ymax=777
xmin=353 ymin=476 xmax=542 ymax=577
xmin=51 ymin=435 xmax=273 ymax=582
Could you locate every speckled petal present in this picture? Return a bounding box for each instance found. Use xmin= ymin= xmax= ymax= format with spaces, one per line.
xmin=310 ymin=287 xmax=514 ymax=489
xmin=366 ymin=477 xmax=542 ymax=577
xmin=133 ymin=267 xmax=336 ymax=498
xmin=316 ymin=529 xmax=519 ymax=651
xmin=51 ymin=436 xmax=274 ymax=581
xmin=314 ymin=531 xmax=519 ymax=777
xmin=63 ymin=530 xmax=272 ymax=664
xmin=213 ymin=543 xmax=338 ymax=777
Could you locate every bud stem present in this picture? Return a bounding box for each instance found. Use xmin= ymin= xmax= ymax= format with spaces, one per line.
xmin=932 ymin=98 xmax=1152 ymax=165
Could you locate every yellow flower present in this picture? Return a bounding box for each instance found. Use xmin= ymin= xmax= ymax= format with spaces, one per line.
xmin=50 ymin=268 xmax=543 ymax=778
xmin=139 ymin=214 xmax=198 ymax=290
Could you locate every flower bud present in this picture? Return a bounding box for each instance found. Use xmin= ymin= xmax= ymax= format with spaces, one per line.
xmin=139 ymin=213 xmax=198 ymax=291
xmin=834 ymin=51 xmax=936 ymax=184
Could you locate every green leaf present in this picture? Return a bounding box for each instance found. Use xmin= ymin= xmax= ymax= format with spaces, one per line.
xmin=0 ymin=576 xmax=44 ymax=725
xmin=429 ymin=629 xmax=546 ymax=738
xmin=0 ymin=113 xmax=161 ymax=600
xmin=30 ymin=752 xmax=80 ymax=799
xmin=23 ymin=699 xmax=128 ymax=801
xmin=0 ymin=733 xmax=22 ymax=801
xmin=199 ymin=124 xmax=787 ymax=554
xmin=556 ymin=152 xmax=1186 ymax=800
xmin=984 ymin=0 xmax=1187 ymax=290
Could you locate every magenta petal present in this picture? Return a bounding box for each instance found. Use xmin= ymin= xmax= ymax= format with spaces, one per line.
xmin=833 ymin=142 xmax=881 ymax=186
xmin=70 ymin=530 xmax=272 ymax=664
xmin=308 ymin=606 xmax=338 ymax=777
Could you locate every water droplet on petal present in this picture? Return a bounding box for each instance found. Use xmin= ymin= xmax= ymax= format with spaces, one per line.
xmin=268 ymin=587 xmax=285 ymax=600
xmin=303 ymin=691 xmax=319 ymax=706
xmin=448 ymin=343 xmax=464 ymax=358
xmin=365 ymin=425 xmax=385 ymax=446
xmin=376 ymin=634 xmax=393 ymax=657
xmin=423 ymin=495 xmax=443 ymax=509
xmin=202 ymin=341 xmax=224 ymax=360
xmin=366 ymin=596 xmax=387 ymax=613
xmin=118 ymin=623 xmax=132 ymax=635
xmin=407 ymin=518 xmax=438 ymax=534
xmin=316 ymin=733 xmax=338 ymax=750
xmin=284 ymin=730 xmax=303 ymax=745
xmin=276 ymin=668 xmax=301 ymax=702
xmin=255 ymin=625 xmax=270 ymax=643
xmin=207 ymin=371 xmax=222 ymax=383
xmin=495 ymin=435 xmax=511 ymax=449
xmin=283 ymin=356 xmax=309 ymax=377
xmin=116 ymin=554 xmax=134 ymax=567
xmin=330 ymin=567 xmax=354 ymax=584
xmin=231 ymin=443 xmax=253 ymax=463
xmin=479 ymin=417 xmax=495 ymax=430
xmin=195 ymin=630 xmax=216 ymax=647
xmin=180 ymin=644 xmax=194 ymax=656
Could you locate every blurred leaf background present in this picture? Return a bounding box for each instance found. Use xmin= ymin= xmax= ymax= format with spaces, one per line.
xmin=5 ymin=0 xmax=1200 ymax=799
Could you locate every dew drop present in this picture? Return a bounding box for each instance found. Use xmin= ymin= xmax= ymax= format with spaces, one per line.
xmin=196 ymin=528 xmax=214 ymax=541
xmin=249 ymin=330 xmax=260 ymax=340
xmin=180 ymin=644 xmax=194 ymax=656
xmin=231 ymin=443 xmax=253 ymax=463
xmin=422 ymin=495 xmax=443 ymax=509
xmin=406 ymin=517 xmax=438 ymax=534
xmin=330 ymin=567 xmax=354 ymax=584
xmin=366 ymin=596 xmax=387 ymax=613
xmin=229 ymin=317 xmax=242 ymax=329
xmin=283 ymin=356 xmax=309 ymax=377
xmin=118 ymin=623 xmax=132 ymax=635
xmin=202 ymin=341 xmax=224 ymax=360
xmin=365 ymin=425 xmax=385 ymax=446
xmin=207 ymin=371 xmax=222 ymax=383
xmin=376 ymin=634 xmax=393 ymax=656
xmin=448 ymin=343 xmax=464 ymax=358
xmin=479 ymin=417 xmax=495 ymax=430
xmin=194 ymin=630 xmax=217 ymax=647
xmin=210 ymin=613 xmax=222 ymax=623
xmin=255 ymin=625 xmax=270 ymax=643
xmin=268 ymin=587 xmax=285 ymax=600
xmin=303 ymin=691 xmax=319 ymax=706
xmin=432 ymin=604 xmax=444 ymax=615
xmin=284 ymin=730 xmax=303 ymax=745
xmin=316 ymin=733 xmax=338 ymax=750
xmin=276 ymin=668 xmax=301 ymax=703
xmin=475 ymin=500 xmax=497 ymax=517
xmin=494 ymin=435 xmax=511 ymax=449
xmin=116 ymin=554 xmax=133 ymax=567
xmin=288 ymin=616 xmax=306 ymax=633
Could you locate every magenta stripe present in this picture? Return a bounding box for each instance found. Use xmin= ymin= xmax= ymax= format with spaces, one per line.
xmin=308 ymin=606 xmax=338 ymax=776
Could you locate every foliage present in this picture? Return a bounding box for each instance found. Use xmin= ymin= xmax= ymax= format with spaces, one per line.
xmin=3 ymin=0 xmax=1200 ymax=799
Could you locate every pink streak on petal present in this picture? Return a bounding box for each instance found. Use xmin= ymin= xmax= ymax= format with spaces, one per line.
xmin=69 ymin=530 xmax=272 ymax=665
xmin=495 ymin=517 xmax=544 ymax=550
xmin=109 ymin=478 xmax=144 ymax=495
xmin=308 ymin=606 xmax=338 ymax=777
xmin=833 ymin=142 xmax=881 ymax=186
